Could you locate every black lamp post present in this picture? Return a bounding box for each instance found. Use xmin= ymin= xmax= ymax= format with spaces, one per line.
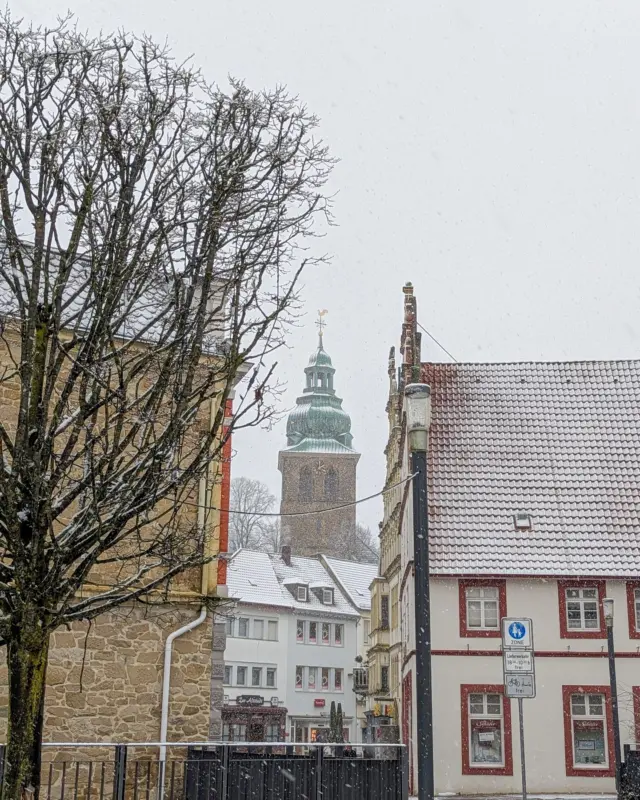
xmin=603 ymin=597 xmax=622 ymax=795
xmin=404 ymin=383 xmax=434 ymax=800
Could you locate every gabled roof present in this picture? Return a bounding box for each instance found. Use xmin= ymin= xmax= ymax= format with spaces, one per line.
xmin=226 ymin=549 xmax=359 ymax=617
xmin=322 ymin=557 xmax=378 ymax=611
xmin=423 ymin=360 xmax=640 ymax=577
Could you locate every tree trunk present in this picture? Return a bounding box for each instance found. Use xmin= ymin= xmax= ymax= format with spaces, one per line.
xmin=2 ymin=615 xmax=49 ymax=800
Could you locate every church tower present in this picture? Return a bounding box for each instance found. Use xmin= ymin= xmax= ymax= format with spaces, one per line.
xmin=278 ymin=316 xmax=359 ymax=557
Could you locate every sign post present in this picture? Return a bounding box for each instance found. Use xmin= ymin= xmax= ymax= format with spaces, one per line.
xmin=502 ymin=618 xmax=535 ymax=800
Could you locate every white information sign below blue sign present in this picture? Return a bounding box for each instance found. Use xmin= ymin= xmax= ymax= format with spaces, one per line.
xmin=502 ymin=617 xmax=533 ymax=650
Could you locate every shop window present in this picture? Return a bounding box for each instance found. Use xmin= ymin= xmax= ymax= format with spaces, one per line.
xmin=238 ymin=618 xmax=249 ymax=638
xmin=309 ymin=621 xmax=317 ymax=644
xmin=236 ymin=666 xmax=247 ymax=686
xmin=267 ymin=620 xmax=278 ymax=641
xmin=252 ymin=667 xmax=262 ymax=687
xmin=253 ymin=619 xmax=264 ymax=639
xmin=322 ymin=667 xmax=330 ymax=690
xmin=223 ymin=723 xmax=247 ymax=742
xmin=334 ymin=624 xmax=343 ymax=646
xmin=295 ymin=666 xmax=303 ymax=689
xmin=297 ymin=620 xmax=305 ymax=642
xmin=459 ymin=580 xmax=506 ymax=638
xmin=334 ymin=669 xmax=343 ymax=691
xmin=266 ymin=724 xmax=280 ymax=742
xmin=626 ymin=583 xmax=640 ymax=639
xmin=322 ymin=622 xmax=330 ymax=644
xmin=562 ymin=685 xmax=614 ymax=777
xmin=223 ymin=666 xmax=232 ymax=685
xmin=558 ymin=581 xmax=606 ymax=639
xmin=461 ymin=685 xmax=513 ymax=776
xmin=266 ymin=668 xmax=276 ymax=688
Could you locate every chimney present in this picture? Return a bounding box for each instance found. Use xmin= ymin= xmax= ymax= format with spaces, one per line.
xmin=281 ymin=545 xmax=292 ymax=567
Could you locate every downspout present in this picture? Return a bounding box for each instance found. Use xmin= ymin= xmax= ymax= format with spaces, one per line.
xmin=158 ymin=442 xmax=213 ymax=796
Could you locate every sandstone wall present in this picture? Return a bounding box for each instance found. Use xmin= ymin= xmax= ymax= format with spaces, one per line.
xmin=0 ymin=603 xmax=225 ymax=744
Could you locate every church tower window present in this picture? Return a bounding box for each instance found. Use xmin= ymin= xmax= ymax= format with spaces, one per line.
xmin=324 ymin=468 xmax=338 ymax=500
xmin=299 ymin=467 xmax=313 ymax=501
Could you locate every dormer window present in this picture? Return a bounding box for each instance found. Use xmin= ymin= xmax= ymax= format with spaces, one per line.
xmin=322 ymin=588 xmax=334 ymax=605
xmin=513 ymin=512 xmax=532 ymax=531
xmin=297 ymin=585 xmax=308 ymax=602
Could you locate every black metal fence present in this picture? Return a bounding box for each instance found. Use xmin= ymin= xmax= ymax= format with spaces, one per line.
xmin=0 ymin=742 xmax=408 ymax=800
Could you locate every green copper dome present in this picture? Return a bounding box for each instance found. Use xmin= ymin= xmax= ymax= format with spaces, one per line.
xmin=285 ymin=336 xmax=356 ymax=454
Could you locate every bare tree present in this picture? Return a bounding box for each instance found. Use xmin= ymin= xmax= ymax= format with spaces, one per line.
xmin=335 ymin=523 xmax=379 ymax=564
xmin=229 ymin=477 xmax=276 ymax=550
xmin=259 ymin=519 xmax=283 ymax=553
xmin=0 ymin=15 xmax=333 ymax=800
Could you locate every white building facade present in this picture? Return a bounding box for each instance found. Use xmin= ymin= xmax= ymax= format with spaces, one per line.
xmin=376 ymin=283 xmax=640 ymax=796
xmin=223 ymin=547 xmax=372 ymax=743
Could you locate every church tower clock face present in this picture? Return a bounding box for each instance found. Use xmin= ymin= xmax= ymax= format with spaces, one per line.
xmin=277 ymin=314 xmax=359 ymax=557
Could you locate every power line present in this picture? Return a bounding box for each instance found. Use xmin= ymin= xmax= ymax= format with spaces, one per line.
xmin=417 ymin=321 xmax=458 ymax=363
xmin=181 ymin=473 xmax=415 ymax=518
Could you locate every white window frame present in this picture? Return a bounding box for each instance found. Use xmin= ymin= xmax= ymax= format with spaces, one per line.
xmin=238 ymin=618 xmax=249 ymax=638
xmin=296 ymin=620 xmax=305 ymax=642
xmin=322 ymin=588 xmax=334 ymax=605
xmin=267 ymin=620 xmax=278 ymax=641
xmin=225 ymin=618 xmax=235 ymax=637
xmin=321 ymin=667 xmax=330 ymax=691
xmin=321 ymin=622 xmax=331 ymax=645
xmin=334 ymin=668 xmax=343 ymax=692
xmin=634 ymin=588 xmax=640 ymax=632
xmin=308 ymin=621 xmax=317 ymax=644
xmin=570 ymin=692 xmax=608 ymax=769
xmin=253 ymin=619 xmax=264 ymax=640
xmin=307 ymin=666 xmax=317 ymax=691
xmin=468 ymin=693 xmax=505 ymax=768
xmin=236 ymin=666 xmax=247 ymax=686
xmin=334 ymin=624 xmax=343 ymax=646
xmin=566 ymin=587 xmax=600 ymax=631
xmin=223 ymin=665 xmax=232 ymax=685
xmin=295 ymin=665 xmax=303 ymax=690
xmin=266 ymin=668 xmax=276 ymax=688
xmin=251 ymin=667 xmax=262 ymax=687
xmin=465 ymin=586 xmax=500 ymax=631
xmin=297 ymin=586 xmax=308 ymax=602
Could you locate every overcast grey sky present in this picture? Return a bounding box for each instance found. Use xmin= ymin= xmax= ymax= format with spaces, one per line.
xmin=15 ymin=0 xmax=640 ymax=533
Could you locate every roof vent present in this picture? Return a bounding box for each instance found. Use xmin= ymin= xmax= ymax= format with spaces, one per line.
xmin=513 ymin=512 xmax=532 ymax=531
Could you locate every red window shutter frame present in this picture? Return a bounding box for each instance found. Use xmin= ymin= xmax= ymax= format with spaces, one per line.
xmin=460 ymin=684 xmax=513 ymax=776
xmin=562 ymin=684 xmax=615 ymax=778
xmin=557 ymin=579 xmax=607 ymax=640
xmin=458 ymin=579 xmax=507 ymax=639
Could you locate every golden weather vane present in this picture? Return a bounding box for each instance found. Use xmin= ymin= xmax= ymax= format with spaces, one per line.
xmin=316 ymin=309 xmax=328 ymax=346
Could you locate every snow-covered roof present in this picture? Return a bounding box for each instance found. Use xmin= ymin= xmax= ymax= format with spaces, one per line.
xmin=226 ymin=549 xmax=360 ymax=617
xmin=422 ymin=360 xmax=640 ymax=577
xmin=322 ymin=557 xmax=378 ymax=611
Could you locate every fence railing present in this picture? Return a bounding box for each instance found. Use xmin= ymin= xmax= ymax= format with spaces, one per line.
xmin=0 ymin=742 xmax=408 ymax=800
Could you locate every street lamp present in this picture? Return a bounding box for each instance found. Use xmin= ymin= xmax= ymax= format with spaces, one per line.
xmin=603 ymin=597 xmax=622 ymax=795
xmin=404 ymin=383 xmax=434 ymax=800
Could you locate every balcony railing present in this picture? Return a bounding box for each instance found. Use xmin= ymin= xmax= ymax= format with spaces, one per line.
xmin=352 ymin=667 xmax=368 ymax=693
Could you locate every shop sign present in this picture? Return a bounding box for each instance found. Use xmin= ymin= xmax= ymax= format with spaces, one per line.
xmin=314 ymin=698 xmax=326 ymax=708
xmin=236 ymin=695 xmax=264 ymax=706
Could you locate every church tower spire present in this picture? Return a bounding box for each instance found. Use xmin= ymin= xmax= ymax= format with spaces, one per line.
xmin=278 ymin=315 xmax=360 ymax=557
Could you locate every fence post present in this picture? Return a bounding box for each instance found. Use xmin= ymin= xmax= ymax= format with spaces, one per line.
xmin=400 ymin=746 xmax=409 ymax=800
xmin=220 ymin=746 xmax=229 ymax=800
xmin=314 ymin=746 xmax=324 ymax=800
xmin=113 ymin=745 xmax=128 ymax=800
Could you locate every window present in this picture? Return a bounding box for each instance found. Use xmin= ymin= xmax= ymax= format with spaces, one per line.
xmin=253 ymin=619 xmax=264 ymax=639
xmin=309 ymin=622 xmax=317 ymax=644
xmin=297 ymin=586 xmax=308 ymax=602
xmin=558 ymin=581 xmax=606 ymax=638
xmin=334 ymin=624 xmax=343 ymax=646
xmin=391 ymin=586 xmax=399 ymax=630
xmin=363 ymin=619 xmax=370 ymax=644
xmin=461 ymin=685 xmax=513 ymax=776
xmin=295 ymin=666 xmax=303 ymax=689
xmin=466 ymin=587 xmax=499 ymax=630
xmin=563 ymin=686 xmax=614 ymax=777
xmin=334 ymin=669 xmax=343 ymax=691
xmin=236 ymin=666 xmax=247 ymax=686
xmin=322 ymin=588 xmax=334 ymax=605
xmin=322 ymin=622 xmax=330 ymax=644
xmin=223 ymin=723 xmax=247 ymax=742
xmin=380 ymin=666 xmax=389 ymax=693
xmin=459 ymin=580 xmax=506 ymax=638
xmin=324 ymin=468 xmax=338 ymax=500
xmin=626 ymin=583 xmax=640 ymax=639
xmin=307 ymin=667 xmax=317 ymax=690
xmin=266 ymin=668 xmax=276 ymax=688
xmin=266 ymin=724 xmax=280 ymax=742
xmin=225 ymin=618 xmax=235 ymax=637
xmin=238 ymin=618 xmax=249 ymax=638
xmin=297 ymin=620 xmax=305 ymax=642
xmin=252 ymin=667 xmax=262 ymax=687
xmin=380 ymin=595 xmax=390 ymax=629
xmin=299 ymin=467 xmax=313 ymax=501
xmin=267 ymin=620 xmax=278 ymax=641
xmin=223 ymin=666 xmax=232 ymax=685
xmin=322 ymin=667 xmax=330 ymax=690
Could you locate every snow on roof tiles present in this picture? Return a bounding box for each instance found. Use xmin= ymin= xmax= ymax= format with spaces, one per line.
xmin=226 ymin=549 xmax=359 ymax=616
xmin=322 ymin=557 xmax=378 ymax=610
xmin=423 ymin=360 xmax=640 ymax=577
